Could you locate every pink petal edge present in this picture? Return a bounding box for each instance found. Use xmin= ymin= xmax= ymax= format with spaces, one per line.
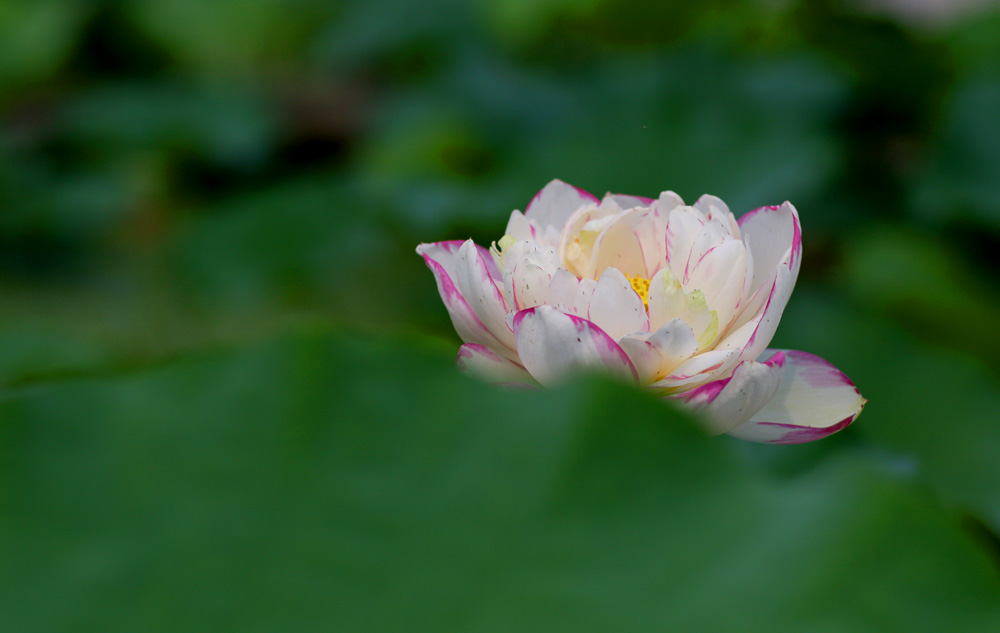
xmin=736 ymin=202 xmax=802 ymax=267
xmin=419 ymin=249 xmax=509 ymax=352
xmin=421 ymin=240 xmax=501 ymax=281
xmin=757 ymin=413 xmax=860 ymax=445
xmin=728 ymin=349 xmax=866 ymax=445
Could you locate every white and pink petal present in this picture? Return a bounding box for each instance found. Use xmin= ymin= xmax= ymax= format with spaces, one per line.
xmin=651 ymin=348 xmax=740 ymax=392
xmin=726 ymin=350 xmax=865 ymax=444
xmin=417 ymin=244 xmax=515 ymax=359
xmin=737 ymin=201 xmax=802 ymax=297
xmin=674 ymin=351 xmax=786 ymax=435
xmin=525 ymin=179 xmax=599 ymax=233
xmin=454 ymin=240 xmax=514 ymax=348
xmin=417 ymin=240 xmax=498 ymax=282
xmin=726 ymin=265 xmax=796 ymax=365
xmin=513 ymin=306 xmax=638 ymax=387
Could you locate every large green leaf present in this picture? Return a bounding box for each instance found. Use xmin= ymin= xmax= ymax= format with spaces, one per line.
xmin=1 ymin=327 xmax=997 ymax=632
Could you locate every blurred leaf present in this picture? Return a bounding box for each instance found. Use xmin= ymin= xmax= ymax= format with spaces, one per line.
xmin=0 ymin=0 xmax=91 ymax=90
xmin=314 ymin=0 xmax=477 ymax=73
xmin=837 ymin=226 xmax=1000 ymax=372
xmin=362 ymin=110 xmax=494 ymax=182
xmin=508 ymin=51 xmax=846 ymax=213
xmin=946 ymin=7 xmax=1000 ymax=75
xmin=125 ymin=0 xmax=336 ymax=72
xmin=167 ymin=176 xmax=430 ymax=333
xmin=910 ymin=75 xmax=1000 ymax=231
xmin=0 ymin=148 xmax=130 ymax=255
xmin=481 ymin=0 xmax=603 ymax=47
xmin=58 ymin=81 xmax=279 ymax=168
xmin=363 ymin=48 xmax=848 ymax=234
xmin=774 ymin=285 xmax=1000 ymax=533
xmin=169 ymin=177 xmax=362 ymax=307
xmin=1 ymin=327 xmax=998 ymax=631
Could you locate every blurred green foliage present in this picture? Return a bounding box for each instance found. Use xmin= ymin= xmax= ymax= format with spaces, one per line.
xmin=2 ymin=0 xmax=1000 ymax=630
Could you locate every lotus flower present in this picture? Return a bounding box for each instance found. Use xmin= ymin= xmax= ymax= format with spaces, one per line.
xmin=417 ymin=180 xmax=865 ymax=444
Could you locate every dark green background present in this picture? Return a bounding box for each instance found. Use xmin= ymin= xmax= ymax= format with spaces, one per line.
xmin=2 ymin=0 xmax=1000 ymax=630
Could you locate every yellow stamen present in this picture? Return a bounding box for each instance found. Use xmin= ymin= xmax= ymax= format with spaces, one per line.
xmin=626 ymin=274 xmax=651 ymax=310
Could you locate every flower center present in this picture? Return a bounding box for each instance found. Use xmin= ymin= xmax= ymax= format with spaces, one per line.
xmin=626 ymin=274 xmax=651 ymax=310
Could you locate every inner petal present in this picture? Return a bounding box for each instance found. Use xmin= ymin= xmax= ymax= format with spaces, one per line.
xmin=647 ymin=267 xmax=720 ymax=351
xmin=590 ymin=208 xmax=663 ymax=280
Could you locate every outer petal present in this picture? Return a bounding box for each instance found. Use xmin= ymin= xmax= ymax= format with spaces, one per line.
xmin=417 ymin=240 xmax=500 ymax=282
xmin=525 ymin=179 xmax=599 ymax=232
xmin=737 ymin=201 xmax=802 ymax=298
xmin=738 ymin=233 xmax=756 ymax=319
xmin=417 ymin=242 xmax=514 ymax=358
xmin=588 ymin=267 xmax=648 ymax=340
xmin=726 ymin=256 xmax=777 ymax=334
xmin=513 ymin=306 xmax=638 ymax=387
xmin=727 ymin=350 xmax=866 ymax=444
xmin=457 ymin=344 xmax=535 ymax=386
xmin=674 ymin=351 xmax=786 ymax=435
xmin=455 ymin=240 xmax=514 ymax=349
xmin=718 ymin=265 xmax=795 ymax=364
